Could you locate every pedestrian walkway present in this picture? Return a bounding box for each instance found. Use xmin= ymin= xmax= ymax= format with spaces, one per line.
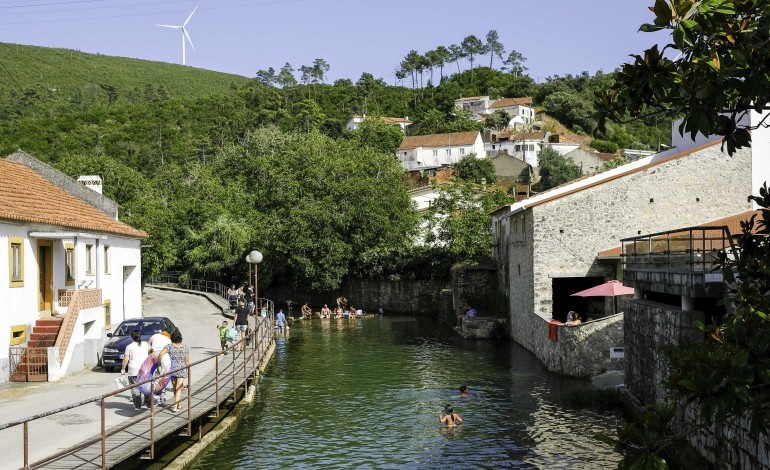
xmin=0 ymin=288 xmax=274 ymax=469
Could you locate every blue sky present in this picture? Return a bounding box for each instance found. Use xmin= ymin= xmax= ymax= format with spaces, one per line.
xmin=0 ymin=0 xmax=668 ymax=82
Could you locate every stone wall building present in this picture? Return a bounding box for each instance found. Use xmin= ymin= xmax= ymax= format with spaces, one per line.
xmin=490 ymin=111 xmax=770 ymax=377
xmin=622 ymin=209 xmax=768 ymax=468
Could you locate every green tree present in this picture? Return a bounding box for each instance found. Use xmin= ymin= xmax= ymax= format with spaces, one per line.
xmin=213 ymin=128 xmax=417 ymax=290
xmin=590 ymin=139 xmax=618 ymax=153
xmin=543 ymin=91 xmax=596 ymax=134
xmin=424 ymin=181 xmax=512 ymax=263
xmin=536 ymin=146 xmax=582 ymax=190
xmin=485 ymin=30 xmax=505 ymax=69
xmin=434 ymin=45 xmax=450 ymax=82
xmin=449 ymin=44 xmax=465 ymax=74
xmin=454 ymin=154 xmax=496 ymax=184
xmin=354 ymin=117 xmax=405 ymax=154
xmin=596 ymin=0 xmax=770 ymax=154
xmin=461 ymin=35 xmax=487 ymax=81
xmin=277 ymin=63 xmax=297 ymax=88
xmin=185 ymin=214 xmax=255 ymax=278
xmin=255 ymin=67 xmax=277 ymax=86
xmin=485 ymin=109 xmax=511 ymax=131
xmin=503 ymin=50 xmax=528 ymax=77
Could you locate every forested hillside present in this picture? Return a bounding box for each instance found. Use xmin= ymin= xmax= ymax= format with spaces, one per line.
xmin=0 ymin=41 xmax=672 ymax=291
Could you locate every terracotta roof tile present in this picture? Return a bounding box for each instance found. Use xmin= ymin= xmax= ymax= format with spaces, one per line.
xmin=490 ymin=97 xmax=533 ymax=108
xmin=398 ymin=132 xmax=479 ymax=150
xmin=0 ymin=160 xmax=147 ymax=238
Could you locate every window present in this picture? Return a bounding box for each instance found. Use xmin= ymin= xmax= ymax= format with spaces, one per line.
xmin=445 ymin=149 xmax=451 ymax=156
xmin=65 ymin=243 xmax=75 ymax=286
xmin=515 ymin=145 xmax=521 ymax=152
xmin=9 ymin=237 xmax=24 ymax=287
xmin=85 ymin=244 xmax=95 ymax=275
xmin=432 ymin=150 xmax=438 ymax=157
xmin=460 ymin=148 xmax=465 ymax=155
xmin=104 ymin=245 xmax=111 ymax=274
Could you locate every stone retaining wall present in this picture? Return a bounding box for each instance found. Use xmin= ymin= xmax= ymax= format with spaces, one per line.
xmin=506 ymin=312 xmax=624 ymax=377
xmin=624 ymin=299 xmax=703 ymax=406
xmin=266 ymin=279 xmax=448 ymax=316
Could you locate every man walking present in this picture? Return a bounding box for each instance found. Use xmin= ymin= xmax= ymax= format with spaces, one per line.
xmin=234 ymin=298 xmax=250 ymax=350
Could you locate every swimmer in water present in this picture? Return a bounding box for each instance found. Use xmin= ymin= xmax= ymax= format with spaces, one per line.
xmin=459 ymin=385 xmax=469 ymax=398
xmin=440 ymin=403 xmax=463 ymax=427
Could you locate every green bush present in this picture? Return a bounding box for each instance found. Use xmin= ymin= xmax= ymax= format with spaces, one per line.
xmin=590 ymin=139 xmax=618 ymax=154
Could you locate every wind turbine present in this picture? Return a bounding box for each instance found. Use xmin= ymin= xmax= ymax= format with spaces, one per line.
xmin=157 ymin=6 xmax=198 ymax=66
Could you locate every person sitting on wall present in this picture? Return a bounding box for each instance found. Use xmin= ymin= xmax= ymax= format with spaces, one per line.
xmin=565 ymin=311 xmax=582 ymax=326
xmin=320 ymin=304 xmax=331 ymax=319
xmin=301 ymin=302 xmax=312 ymax=319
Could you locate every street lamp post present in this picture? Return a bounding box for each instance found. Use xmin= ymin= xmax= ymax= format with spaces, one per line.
xmin=246 ymin=250 xmax=263 ymax=309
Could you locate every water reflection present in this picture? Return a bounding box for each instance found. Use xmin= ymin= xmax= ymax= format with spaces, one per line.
xmin=190 ymin=316 xmax=622 ymax=469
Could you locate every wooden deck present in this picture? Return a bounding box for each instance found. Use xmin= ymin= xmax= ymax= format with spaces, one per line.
xmin=32 ymin=340 xmax=271 ymax=469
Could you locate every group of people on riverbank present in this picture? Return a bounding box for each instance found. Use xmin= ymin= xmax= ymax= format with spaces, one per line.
xmin=121 ymin=327 xmax=190 ymax=413
xmin=298 ymin=297 xmax=364 ymax=320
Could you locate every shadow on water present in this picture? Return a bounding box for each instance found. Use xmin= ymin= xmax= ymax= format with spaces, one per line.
xmin=190 ymin=316 xmax=623 ymax=469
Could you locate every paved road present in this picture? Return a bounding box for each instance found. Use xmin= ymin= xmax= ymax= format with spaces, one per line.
xmin=0 ymin=287 xmax=228 ymax=468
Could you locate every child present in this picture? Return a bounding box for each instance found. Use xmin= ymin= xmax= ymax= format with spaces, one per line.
xmin=217 ymin=321 xmax=229 ymax=351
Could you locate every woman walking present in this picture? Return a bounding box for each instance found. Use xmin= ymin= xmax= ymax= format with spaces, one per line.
xmin=121 ymin=329 xmax=149 ymax=410
xmin=160 ymin=328 xmax=190 ymax=412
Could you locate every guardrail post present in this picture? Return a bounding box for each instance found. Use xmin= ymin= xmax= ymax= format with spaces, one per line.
xmin=215 ymin=354 xmax=220 ymax=418
xmin=186 ymin=364 xmax=192 ymax=437
xmin=23 ymin=421 xmax=29 ymax=470
xmin=231 ymin=346 xmax=237 ymax=402
xmin=100 ymin=397 xmax=106 ymax=469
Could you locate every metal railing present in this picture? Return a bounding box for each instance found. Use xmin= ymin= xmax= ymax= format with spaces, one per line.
xmin=0 ymin=314 xmax=276 ymax=469
xmin=149 ymin=273 xmax=274 ymax=314
xmin=620 ymin=226 xmax=736 ymax=274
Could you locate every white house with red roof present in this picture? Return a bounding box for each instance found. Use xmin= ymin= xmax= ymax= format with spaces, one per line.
xmin=490 ymin=111 xmax=770 ymax=377
xmin=397 ymin=131 xmax=485 ymax=171
xmin=0 ymin=152 xmax=147 ymax=383
xmin=454 ymin=96 xmax=536 ymax=127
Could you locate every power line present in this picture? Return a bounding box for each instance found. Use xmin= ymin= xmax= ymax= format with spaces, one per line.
xmin=0 ymin=48 xmax=23 ymax=92
xmin=0 ymin=0 xmax=110 ymax=9
xmin=0 ymin=0 xmax=303 ymax=26
xmin=1 ymin=0 xmax=193 ymax=16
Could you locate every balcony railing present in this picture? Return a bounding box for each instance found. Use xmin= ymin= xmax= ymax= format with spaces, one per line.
xmin=621 ymin=226 xmax=736 ymax=273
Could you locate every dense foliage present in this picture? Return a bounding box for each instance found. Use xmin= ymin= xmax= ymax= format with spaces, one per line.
xmin=596 ymin=0 xmax=770 ymax=155
xmin=453 ymin=154 xmax=496 ymax=184
xmin=0 ymin=41 xmax=672 ymax=289
xmin=423 ymin=182 xmax=514 ymax=263
xmin=535 ymin=147 xmax=582 ymax=190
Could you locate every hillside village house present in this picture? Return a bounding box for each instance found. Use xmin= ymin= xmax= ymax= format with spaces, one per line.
xmin=397 ymin=131 xmax=485 ymax=171
xmin=454 ymin=96 xmax=536 ymax=128
xmin=490 ymin=111 xmax=770 ymax=377
xmin=485 ymin=131 xmax=580 ymax=168
xmin=0 ymin=152 xmax=146 ymax=383
xmin=345 ymin=114 xmax=413 ymax=132
xmin=563 ymin=148 xmax=617 ymax=175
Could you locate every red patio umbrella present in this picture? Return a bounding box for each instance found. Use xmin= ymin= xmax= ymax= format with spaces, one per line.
xmin=570 ymin=280 xmax=635 ymax=316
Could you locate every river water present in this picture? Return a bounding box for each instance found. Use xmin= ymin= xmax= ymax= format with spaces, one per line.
xmin=190 ymin=316 xmax=623 ymax=469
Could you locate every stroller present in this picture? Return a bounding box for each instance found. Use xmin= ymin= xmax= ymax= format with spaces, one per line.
xmin=228 ymin=292 xmax=239 ymax=311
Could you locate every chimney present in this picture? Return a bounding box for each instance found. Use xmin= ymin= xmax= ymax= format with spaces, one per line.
xmin=77 ymin=175 xmax=103 ymax=195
